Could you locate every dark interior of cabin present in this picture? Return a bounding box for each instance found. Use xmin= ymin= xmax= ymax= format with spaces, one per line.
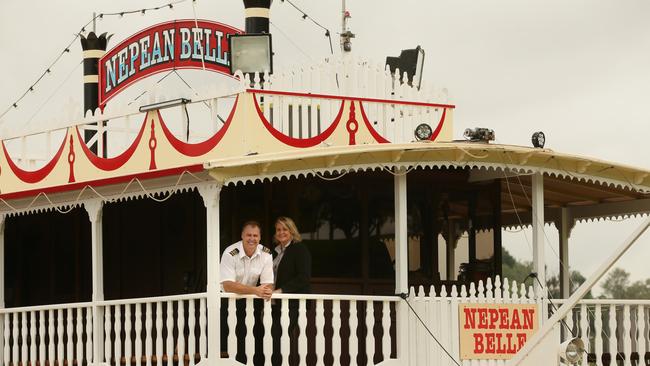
xmin=4 ymin=167 xmax=503 ymax=306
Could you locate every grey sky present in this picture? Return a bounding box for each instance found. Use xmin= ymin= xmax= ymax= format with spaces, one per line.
xmin=1 ymin=0 xmax=650 ymax=291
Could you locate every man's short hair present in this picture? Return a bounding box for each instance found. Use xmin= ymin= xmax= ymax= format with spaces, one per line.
xmin=241 ymin=220 xmax=261 ymax=232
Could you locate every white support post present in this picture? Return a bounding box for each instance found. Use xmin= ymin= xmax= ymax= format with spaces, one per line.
xmin=198 ymin=184 xmax=222 ymax=365
xmin=558 ymin=207 xmax=573 ymax=299
xmin=0 ymin=215 xmax=5 ymax=364
xmin=531 ymin=173 xmax=546 ymax=295
xmin=394 ymin=168 xmax=409 ymax=364
xmin=85 ymin=200 xmax=104 ymax=366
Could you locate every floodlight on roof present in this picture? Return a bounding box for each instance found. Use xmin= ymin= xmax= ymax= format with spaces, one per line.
xmin=229 ymin=33 xmax=273 ymax=75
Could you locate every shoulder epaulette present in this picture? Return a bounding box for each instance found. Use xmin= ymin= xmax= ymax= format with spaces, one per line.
xmin=229 ymin=248 xmax=240 ymax=256
xmin=262 ymin=246 xmax=271 ymax=254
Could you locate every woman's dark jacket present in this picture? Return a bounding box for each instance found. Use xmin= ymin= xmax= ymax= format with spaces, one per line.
xmin=275 ymin=242 xmax=312 ymax=293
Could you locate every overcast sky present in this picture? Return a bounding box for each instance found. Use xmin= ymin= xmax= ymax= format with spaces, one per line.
xmin=1 ymin=0 xmax=650 ymax=292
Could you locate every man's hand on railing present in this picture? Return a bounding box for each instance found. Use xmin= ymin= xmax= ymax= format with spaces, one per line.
xmin=255 ymin=284 xmax=273 ymax=301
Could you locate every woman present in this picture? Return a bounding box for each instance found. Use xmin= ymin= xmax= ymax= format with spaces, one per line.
xmin=271 ymin=217 xmax=311 ymax=366
xmin=272 ymin=217 xmax=311 ymax=294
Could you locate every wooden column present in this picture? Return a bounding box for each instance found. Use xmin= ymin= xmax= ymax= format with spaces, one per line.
xmin=394 ymin=168 xmax=409 ymax=364
xmin=198 ymin=184 xmax=222 ymax=362
xmin=558 ymin=207 xmax=573 ymax=299
xmin=531 ymin=173 xmax=546 ymax=295
xmin=85 ymin=200 xmax=104 ymax=365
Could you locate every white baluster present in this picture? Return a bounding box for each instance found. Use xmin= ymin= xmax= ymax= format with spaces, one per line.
xmin=382 ymin=301 xmax=391 ymax=363
xmin=291 ymin=94 xmax=299 ymax=138
xmin=199 ymin=298 xmax=207 ymax=361
xmin=638 ymin=305 xmax=647 ymax=366
xmin=30 ymin=311 xmax=36 ymax=365
xmin=280 ymin=299 xmax=290 ymax=366
xmin=450 ymin=285 xmax=461 ymax=366
xmin=415 ymin=287 xmax=426 ymax=366
xmin=104 ymin=306 xmax=112 ymax=365
xmin=115 ymin=305 xmax=123 ymax=366
xmin=594 ymin=305 xmax=603 ymax=366
xmin=12 ymin=313 xmax=18 ymax=366
xmin=608 ymin=305 xmax=617 ymax=365
xmin=188 ymin=300 xmax=196 ymax=366
xmin=349 ymin=300 xmax=358 ymax=366
xmin=436 ymin=286 xmax=446 ymax=366
xmin=57 ymin=309 xmax=64 ymax=366
xmin=65 ymin=308 xmax=73 ymax=366
xmin=254 ymin=72 xmax=262 ymax=90
xmin=165 ymin=301 xmax=174 ymax=363
xmin=281 ymin=93 xmax=290 ymax=136
xmin=125 ymin=305 xmax=133 ymax=366
xmin=135 ymin=303 xmax=143 ymax=366
xmin=39 ymin=310 xmax=45 ymax=364
xmin=580 ymin=304 xmax=589 ymax=365
xmin=263 ymin=299 xmax=272 ymax=366
xmin=297 ymin=299 xmax=308 ymax=365
xmin=365 ymin=301 xmax=375 ymax=365
xmin=244 ymin=299 xmax=254 ymax=364
xmin=227 ymin=298 xmax=236 ymax=358
xmin=47 ymin=310 xmax=55 ymax=365
xmin=332 ymin=300 xmax=342 ymax=366
xmin=316 ymin=299 xmax=325 ymax=366
xmin=301 ymin=96 xmax=309 ymax=139
xmin=145 ymin=302 xmax=153 ymax=366
xmin=76 ymin=308 xmax=83 ymax=365
xmin=310 ymin=66 xmax=319 ymax=137
xmin=156 ymin=302 xmax=163 ymax=366
xmin=2 ymin=313 xmax=8 ymax=365
xmin=565 ymin=306 xmax=575 ymax=341
xmin=86 ymin=307 xmax=93 ymax=364
xmin=623 ymin=305 xmax=631 ymax=366
xmin=21 ymin=311 xmax=27 ymax=366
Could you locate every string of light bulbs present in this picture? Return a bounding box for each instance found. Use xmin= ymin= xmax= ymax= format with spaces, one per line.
xmin=280 ymin=0 xmax=334 ymax=55
xmin=0 ymin=0 xmax=193 ymax=121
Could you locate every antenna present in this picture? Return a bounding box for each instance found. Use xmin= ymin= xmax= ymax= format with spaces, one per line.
xmin=340 ymin=0 xmax=354 ymax=54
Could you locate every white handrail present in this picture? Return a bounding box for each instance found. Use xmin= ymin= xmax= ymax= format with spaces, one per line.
xmin=0 ymin=301 xmax=92 ymax=314
xmin=220 ymin=292 xmax=400 ymax=302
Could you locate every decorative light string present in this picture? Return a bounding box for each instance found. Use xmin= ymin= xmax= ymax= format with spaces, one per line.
xmin=280 ymin=0 xmax=334 ymax=55
xmin=0 ymin=0 xmax=192 ymax=121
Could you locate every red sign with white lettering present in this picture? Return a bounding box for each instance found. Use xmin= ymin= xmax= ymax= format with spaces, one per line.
xmin=98 ymin=19 xmax=242 ymax=107
xmin=458 ymin=303 xmax=538 ymax=360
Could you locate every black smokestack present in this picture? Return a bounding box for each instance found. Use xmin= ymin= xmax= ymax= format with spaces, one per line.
xmin=80 ymin=32 xmax=109 ymax=115
xmin=243 ymin=0 xmax=271 ymax=34
xmin=80 ymin=32 xmax=110 ymax=155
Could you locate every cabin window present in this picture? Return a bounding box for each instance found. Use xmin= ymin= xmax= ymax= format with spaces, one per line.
xmin=220 ymin=171 xmax=396 ymax=295
xmin=407 ymin=167 xmax=502 ymax=289
xmin=5 ymin=208 xmax=91 ymax=307
xmin=102 ymin=191 xmax=207 ymax=299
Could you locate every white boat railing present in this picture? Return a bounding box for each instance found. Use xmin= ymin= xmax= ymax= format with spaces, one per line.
xmin=0 ymin=292 xmax=400 ymax=366
xmin=404 ymin=276 xmax=545 ymax=366
xmin=220 ymin=292 xmax=399 ymax=366
xmin=19 ymin=277 xmax=650 ymax=366
xmin=552 ymin=298 xmax=650 ymax=366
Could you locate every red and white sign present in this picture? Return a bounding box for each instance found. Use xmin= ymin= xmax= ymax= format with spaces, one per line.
xmin=98 ymin=20 xmax=242 ymax=107
xmin=458 ymin=303 xmax=538 ymax=360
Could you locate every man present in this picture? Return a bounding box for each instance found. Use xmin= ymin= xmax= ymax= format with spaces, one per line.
xmin=220 ymin=221 xmax=274 ymax=299
xmin=220 ymin=221 xmax=274 ymax=364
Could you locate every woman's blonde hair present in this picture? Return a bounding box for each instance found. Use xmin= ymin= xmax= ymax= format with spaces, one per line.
xmin=274 ymin=216 xmax=302 ymax=243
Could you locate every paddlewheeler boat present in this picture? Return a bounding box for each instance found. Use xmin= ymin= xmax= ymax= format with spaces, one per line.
xmin=1 ymin=2 xmax=650 ymax=366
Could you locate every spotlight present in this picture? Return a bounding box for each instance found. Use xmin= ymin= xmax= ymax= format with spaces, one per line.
xmin=532 ymin=131 xmax=545 ymax=148
xmin=558 ymin=337 xmax=584 ymax=365
xmin=463 ymin=128 xmax=495 ymax=142
xmin=414 ymin=123 xmax=433 ymax=141
xmin=229 ymin=33 xmax=273 ymax=75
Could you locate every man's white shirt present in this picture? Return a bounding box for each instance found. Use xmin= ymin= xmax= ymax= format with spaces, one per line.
xmin=220 ymin=241 xmax=274 ymax=287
